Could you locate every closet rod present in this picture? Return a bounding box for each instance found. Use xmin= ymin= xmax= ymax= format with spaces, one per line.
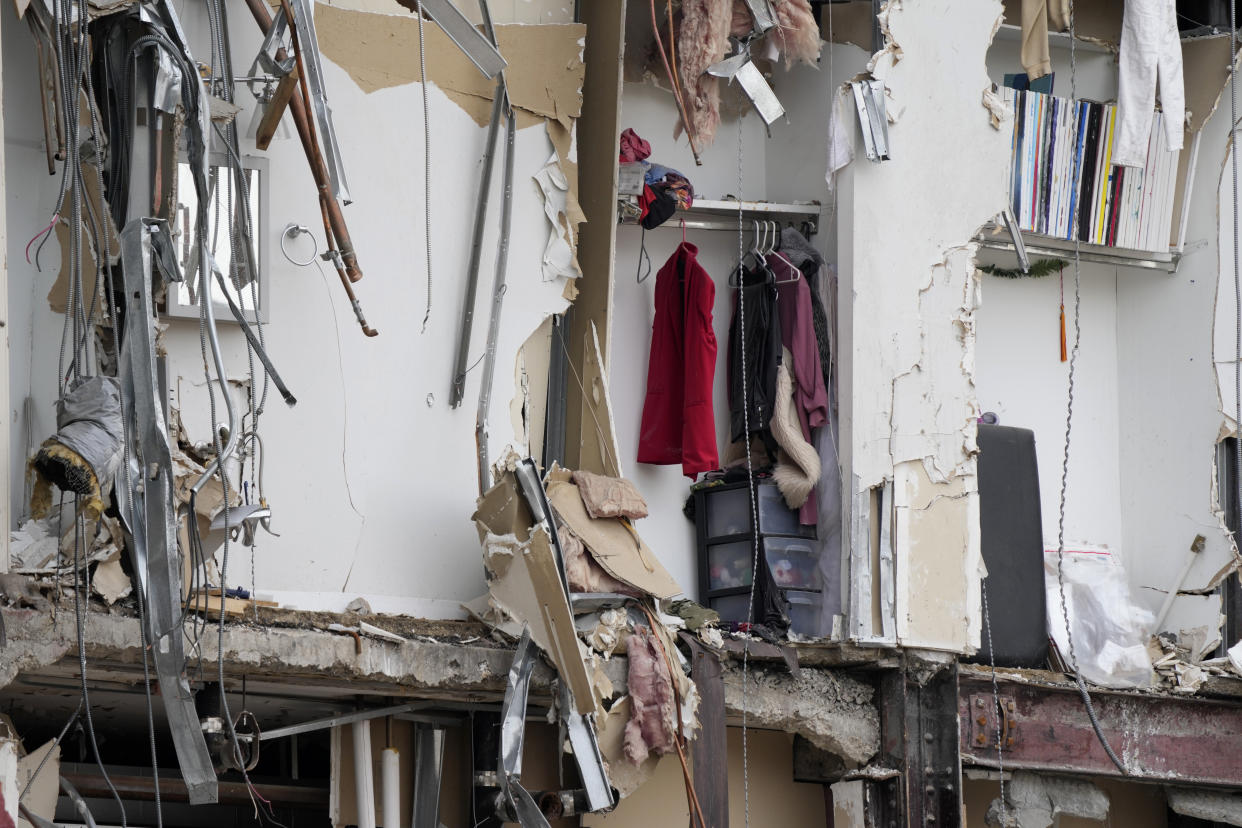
xmin=617 ymin=196 xmax=820 ymax=235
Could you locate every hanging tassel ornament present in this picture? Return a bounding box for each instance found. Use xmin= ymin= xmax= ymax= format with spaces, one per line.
xmin=1059 ymin=266 xmax=1068 ymax=363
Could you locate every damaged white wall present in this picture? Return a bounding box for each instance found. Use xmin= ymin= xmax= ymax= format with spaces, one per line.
xmin=976 ymin=34 xmax=1236 ymax=639
xmin=835 ymin=0 xmax=1007 ymax=651
xmin=4 ymin=0 xmax=581 ymax=614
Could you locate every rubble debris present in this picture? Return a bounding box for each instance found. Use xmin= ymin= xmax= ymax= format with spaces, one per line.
xmin=986 ymin=771 xmax=1109 ymax=828
xmin=345 ymin=596 xmax=373 ymax=616
xmin=91 ymin=558 xmax=132 ymax=605
xmin=1166 ymin=788 xmax=1242 ymax=826
xmin=0 ymin=575 xmax=51 ymax=613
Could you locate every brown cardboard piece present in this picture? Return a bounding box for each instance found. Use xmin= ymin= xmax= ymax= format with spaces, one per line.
xmin=313 ymin=4 xmax=585 ymax=128
xmin=595 ymin=697 xmax=660 ymax=798
xmin=545 ymin=467 xmax=683 ymax=600
xmin=46 ymin=157 xmax=119 ymax=316
xmin=17 ymin=739 xmax=59 ymax=828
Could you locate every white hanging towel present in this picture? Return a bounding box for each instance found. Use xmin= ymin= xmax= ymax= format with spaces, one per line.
xmin=1114 ymin=0 xmax=1184 ymax=169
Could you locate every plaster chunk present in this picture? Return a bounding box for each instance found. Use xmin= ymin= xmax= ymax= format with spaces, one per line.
xmin=986 ymin=772 xmax=1109 ymax=828
xmin=1167 ymin=788 xmax=1242 ymax=825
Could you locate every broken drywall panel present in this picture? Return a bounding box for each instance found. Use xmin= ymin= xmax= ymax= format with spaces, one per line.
xmin=513 ymin=316 xmax=554 ymax=464
xmin=534 ymin=152 xmax=581 ymax=282
xmin=16 ymin=739 xmax=58 ymax=828
xmin=475 ymin=473 xmax=601 ymax=713
xmin=893 ymin=459 xmax=979 ymax=652
xmin=313 ymin=5 xmax=585 ymax=127
xmin=837 ymin=0 xmax=1002 ymax=654
xmin=544 ymin=468 xmax=682 ymax=598
xmin=577 ymin=323 xmax=624 ymax=478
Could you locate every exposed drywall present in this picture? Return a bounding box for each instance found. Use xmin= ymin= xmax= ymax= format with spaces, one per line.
xmin=582 ymin=728 xmax=827 ymax=826
xmin=4 ymin=2 xmax=577 ymax=614
xmin=837 ymin=0 xmax=1007 ymax=651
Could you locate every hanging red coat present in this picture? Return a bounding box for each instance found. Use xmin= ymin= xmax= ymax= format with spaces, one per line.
xmin=637 ymin=242 xmax=719 ymax=478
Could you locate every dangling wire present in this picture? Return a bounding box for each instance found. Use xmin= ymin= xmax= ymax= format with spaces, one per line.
xmin=417 ymin=0 xmax=434 ymax=333
xmin=735 ymin=56 xmax=762 ymax=828
xmin=1054 ymin=0 xmax=1127 ymax=775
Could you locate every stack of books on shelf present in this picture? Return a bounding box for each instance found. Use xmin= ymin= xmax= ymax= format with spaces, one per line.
xmin=1002 ymin=87 xmax=1180 ymax=254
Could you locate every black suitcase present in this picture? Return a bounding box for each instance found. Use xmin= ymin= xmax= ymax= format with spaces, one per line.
xmin=971 ymin=424 xmax=1049 ymax=668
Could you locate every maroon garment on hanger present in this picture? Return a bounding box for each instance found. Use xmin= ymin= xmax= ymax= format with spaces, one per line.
xmin=638 ymin=242 xmax=719 ymax=478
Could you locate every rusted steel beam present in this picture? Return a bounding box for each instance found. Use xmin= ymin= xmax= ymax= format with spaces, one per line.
xmin=960 ymin=674 xmax=1242 ymax=787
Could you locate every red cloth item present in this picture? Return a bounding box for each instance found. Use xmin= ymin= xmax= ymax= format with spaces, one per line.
xmin=638 ymin=243 xmax=719 ymax=478
xmin=637 ymin=184 xmax=655 ymax=220
xmin=619 ymin=127 xmax=652 ymax=163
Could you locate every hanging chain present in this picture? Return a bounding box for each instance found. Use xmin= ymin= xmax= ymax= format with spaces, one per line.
xmin=982 ymin=581 xmax=1006 ymax=823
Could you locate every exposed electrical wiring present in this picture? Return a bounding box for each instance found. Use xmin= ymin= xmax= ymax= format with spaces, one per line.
xmin=1053 ymin=0 xmax=1128 ymax=778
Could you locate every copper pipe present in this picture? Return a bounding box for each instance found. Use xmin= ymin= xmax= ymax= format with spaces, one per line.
xmin=317 ymin=189 xmax=378 ymax=337
xmin=241 ymin=0 xmax=364 ymax=283
xmin=650 ymin=0 xmax=701 ymax=165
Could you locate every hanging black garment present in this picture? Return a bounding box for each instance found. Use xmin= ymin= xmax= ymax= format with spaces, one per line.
xmin=727 ymin=266 xmax=781 ymax=454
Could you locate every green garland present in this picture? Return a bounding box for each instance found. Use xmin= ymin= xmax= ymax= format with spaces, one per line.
xmin=977 ymin=258 xmax=1066 ymax=278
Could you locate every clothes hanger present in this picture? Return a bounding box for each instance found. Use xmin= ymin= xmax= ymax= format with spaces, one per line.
xmin=769 ymin=220 xmax=801 ymax=283
xmin=729 ymin=219 xmax=763 ymax=287
xmin=636 ymin=225 xmax=652 ymax=283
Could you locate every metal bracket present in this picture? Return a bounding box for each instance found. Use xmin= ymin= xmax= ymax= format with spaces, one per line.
xmin=968 ymin=693 xmax=1017 ymax=750
xmin=418 ymin=0 xmax=507 ymax=79
xmin=738 ymin=0 xmax=776 ymax=36
xmin=707 ymin=44 xmax=785 ymax=131
xmin=850 ymin=80 xmax=890 ymax=162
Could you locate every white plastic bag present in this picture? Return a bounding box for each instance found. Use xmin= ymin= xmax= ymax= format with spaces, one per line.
xmin=1044 ymin=546 xmax=1154 ymax=688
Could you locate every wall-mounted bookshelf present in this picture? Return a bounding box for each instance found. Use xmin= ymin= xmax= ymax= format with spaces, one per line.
xmin=975 ymin=224 xmax=1179 ymax=272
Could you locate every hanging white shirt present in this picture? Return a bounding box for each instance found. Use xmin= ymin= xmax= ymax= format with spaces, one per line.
xmin=1114 ymin=0 xmax=1184 ymax=169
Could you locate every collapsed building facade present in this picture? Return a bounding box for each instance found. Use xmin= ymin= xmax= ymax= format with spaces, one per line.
xmin=1 ymin=0 xmax=1242 ymax=825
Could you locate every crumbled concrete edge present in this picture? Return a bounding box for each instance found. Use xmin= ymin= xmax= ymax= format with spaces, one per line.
xmin=3 ymin=608 xmax=881 ymax=766
xmin=722 ymin=663 xmax=879 ymax=767
xmin=0 ymin=609 xmax=74 ymax=689
xmin=1167 ymin=787 xmax=1242 ymax=826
